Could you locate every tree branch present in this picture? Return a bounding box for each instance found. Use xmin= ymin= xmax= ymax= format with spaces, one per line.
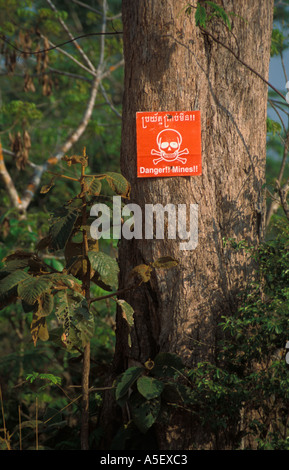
xmin=200 ymin=27 xmax=288 ymax=103
xmin=19 ymin=72 xmax=101 ymax=210
xmin=1 ymin=0 xmax=122 ymax=213
xmin=45 ymin=0 xmax=96 ymax=73
xmin=41 ymin=35 xmax=95 ymax=76
xmin=0 ymin=141 xmax=22 ymax=209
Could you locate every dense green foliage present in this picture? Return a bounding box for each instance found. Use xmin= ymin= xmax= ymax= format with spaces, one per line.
xmin=1 ymin=0 xmax=289 ymax=451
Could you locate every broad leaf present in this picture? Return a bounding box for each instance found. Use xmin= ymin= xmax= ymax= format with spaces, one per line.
xmin=37 ymin=291 xmax=54 ymax=317
xmin=49 ymin=207 xmax=79 ymax=252
xmin=116 ymin=299 xmax=134 ymax=347
xmin=137 ymin=376 xmax=164 ymax=400
xmin=1 ymin=251 xmax=46 ymax=277
xmin=117 ymin=299 xmax=134 ymax=327
xmin=0 ymin=270 xmax=31 ymax=308
xmin=205 ymin=1 xmax=232 ymax=30
xmin=65 ymin=254 xmax=89 ymax=279
xmin=115 ymin=366 xmax=143 ymax=402
xmin=104 ymin=172 xmax=131 ymax=198
xmin=88 ymin=251 xmax=119 ymax=291
xmin=18 ymin=276 xmax=52 ymax=306
xmin=84 ymin=176 xmax=102 ymax=196
xmin=0 ymin=258 xmax=29 ymax=279
xmin=30 ymin=313 xmax=49 ymax=346
xmin=55 ymin=290 xmax=94 ymax=349
xmin=195 ymin=3 xmax=207 ymax=28
xmin=129 ymin=392 xmax=161 ymax=433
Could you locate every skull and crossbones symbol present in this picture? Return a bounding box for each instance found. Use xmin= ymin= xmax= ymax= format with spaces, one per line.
xmin=151 ymin=129 xmax=189 ymax=165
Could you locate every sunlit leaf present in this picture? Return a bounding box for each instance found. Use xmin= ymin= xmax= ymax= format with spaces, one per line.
xmin=104 ymin=172 xmax=131 ymax=198
xmin=30 ymin=313 xmax=49 ymax=346
xmin=89 ymin=251 xmax=119 ymax=291
xmin=18 ymin=276 xmax=52 ymax=305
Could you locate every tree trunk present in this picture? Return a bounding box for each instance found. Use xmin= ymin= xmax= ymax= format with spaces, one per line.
xmin=113 ymin=0 xmax=274 ymax=450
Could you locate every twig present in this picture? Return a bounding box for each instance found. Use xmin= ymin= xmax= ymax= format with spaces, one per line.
xmin=46 ymin=170 xmax=79 ymax=182
xmin=268 ymin=99 xmax=286 ymax=134
xmin=277 ymin=179 xmax=289 ymax=221
xmin=200 ymin=27 xmax=287 ymax=103
xmin=71 ymin=0 xmax=122 ymax=20
xmin=0 ymin=30 xmax=123 ymax=57
xmin=266 ymin=131 xmax=289 ymax=227
xmin=71 ymin=0 xmax=102 ymax=16
xmin=100 ymin=82 xmax=122 ymax=119
xmin=46 ymin=66 xmax=93 ymax=82
xmin=280 ymin=50 xmax=288 ymax=84
xmin=99 ymin=0 xmax=108 ymax=71
xmin=41 ymin=35 xmax=95 ymax=76
xmin=19 ymin=72 xmax=101 ymax=210
xmin=89 ymin=286 xmax=132 ymax=304
xmin=45 ymin=0 xmax=96 ymax=73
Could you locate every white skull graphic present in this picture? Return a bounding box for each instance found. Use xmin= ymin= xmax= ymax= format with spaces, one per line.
xmin=151 ymin=129 xmax=189 ymax=165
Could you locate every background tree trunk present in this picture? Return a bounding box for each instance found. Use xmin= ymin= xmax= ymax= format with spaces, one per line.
xmin=113 ymin=0 xmax=274 ymax=449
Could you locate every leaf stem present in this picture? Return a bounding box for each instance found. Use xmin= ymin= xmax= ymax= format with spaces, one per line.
xmin=46 ymin=170 xmax=79 ymax=182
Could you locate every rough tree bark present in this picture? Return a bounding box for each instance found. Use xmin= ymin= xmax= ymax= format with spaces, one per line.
xmin=112 ymin=0 xmax=274 ymax=450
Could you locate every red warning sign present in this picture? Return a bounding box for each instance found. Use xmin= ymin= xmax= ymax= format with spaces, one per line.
xmin=136 ymin=111 xmax=202 ymax=178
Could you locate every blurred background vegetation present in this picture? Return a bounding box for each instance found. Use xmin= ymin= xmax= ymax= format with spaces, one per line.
xmin=0 ymin=0 xmax=122 ymax=450
xmin=0 ymin=0 xmax=289 ymax=450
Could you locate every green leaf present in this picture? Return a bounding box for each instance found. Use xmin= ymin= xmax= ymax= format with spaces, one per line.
xmin=30 ymin=313 xmax=49 ymax=345
xmin=195 ymin=3 xmax=207 ymax=28
xmin=271 ymin=28 xmax=285 ymax=56
xmin=137 ymin=376 xmax=164 ymax=400
xmin=267 ymin=117 xmax=282 ymax=136
xmin=205 ymin=1 xmax=231 ymax=30
xmin=38 ymin=291 xmax=54 ymax=316
xmin=55 ymin=290 xmax=94 ymax=349
xmin=84 ymin=176 xmax=102 ymax=196
xmin=0 ymin=258 xmax=30 ymax=279
xmin=0 ymin=251 xmax=45 ymax=278
xmin=26 ymin=372 xmax=61 ymax=385
xmin=0 ymin=270 xmax=31 ymax=308
xmin=115 ymin=366 xmax=143 ymax=402
xmin=18 ymin=276 xmax=52 ymax=306
xmin=103 ymin=172 xmax=131 ymax=198
xmin=129 ymin=393 xmax=161 ymax=433
xmin=117 ymin=299 xmax=134 ymax=327
xmin=49 ymin=207 xmax=79 ymax=252
xmin=89 ymin=251 xmax=119 ymax=291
